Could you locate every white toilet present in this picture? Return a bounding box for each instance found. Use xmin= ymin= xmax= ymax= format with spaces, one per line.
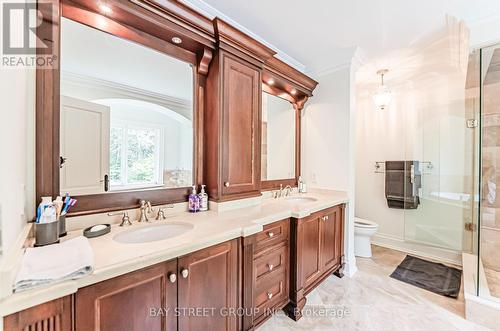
xmin=354 ymin=217 xmax=379 ymax=258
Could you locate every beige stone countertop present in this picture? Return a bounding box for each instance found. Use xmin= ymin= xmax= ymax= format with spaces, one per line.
xmin=0 ymin=189 xmax=348 ymax=317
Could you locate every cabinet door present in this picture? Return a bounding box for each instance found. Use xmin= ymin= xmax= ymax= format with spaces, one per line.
xmin=221 ymin=54 xmax=261 ymax=197
xmin=178 ymin=239 xmax=238 ymax=331
xmin=76 ymin=260 xmax=178 ymax=331
xmin=4 ymin=296 xmax=72 ymax=331
xmin=320 ymin=206 xmax=343 ymax=270
xmin=300 ymin=216 xmax=322 ymax=289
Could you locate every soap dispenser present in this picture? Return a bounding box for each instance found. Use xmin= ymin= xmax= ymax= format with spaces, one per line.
xmin=188 ymin=185 xmax=200 ymax=212
xmin=199 ymin=184 xmax=208 ymax=211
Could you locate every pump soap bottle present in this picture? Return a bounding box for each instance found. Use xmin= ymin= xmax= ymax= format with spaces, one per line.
xmin=199 ymin=185 xmax=208 ymax=211
xmin=188 ymin=185 xmax=200 ymax=212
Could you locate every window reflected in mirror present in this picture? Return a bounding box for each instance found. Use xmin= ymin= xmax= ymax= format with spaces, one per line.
xmin=261 ymin=92 xmax=296 ymax=181
xmin=59 ymin=18 xmax=194 ymax=195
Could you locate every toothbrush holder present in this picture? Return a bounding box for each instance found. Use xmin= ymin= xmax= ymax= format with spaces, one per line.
xmin=59 ymin=215 xmax=67 ymax=237
xmin=35 ymin=221 xmax=60 ymax=247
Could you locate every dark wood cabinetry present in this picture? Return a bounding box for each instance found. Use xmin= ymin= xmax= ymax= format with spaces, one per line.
xmin=75 ymin=240 xmax=238 ymax=331
xmin=76 ymin=259 xmax=178 ymax=331
xmin=204 ymin=19 xmax=275 ymax=202
xmin=177 ymin=240 xmax=239 ymax=331
xmin=242 ymin=219 xmax=290 ymax=330
xmin=3 ymin=296 xmax=72 ymax=331
xmin=286 ymin=204 xmax=345 ymax=320
xmin=205 ymin=51 xmax=263 ymax=202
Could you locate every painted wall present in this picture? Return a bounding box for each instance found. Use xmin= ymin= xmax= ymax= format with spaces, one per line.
xmin=0 ymin=64 xmax=35 ymax=258
xmin=303 ymin=60 xmax=359 ymax=276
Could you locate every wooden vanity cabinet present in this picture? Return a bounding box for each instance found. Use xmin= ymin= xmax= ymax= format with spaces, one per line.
xmin=242 ymin=219 xmax=290 ymax=330
xmin=285 ymin=204 xmax=345 ymax=321
xmin=3 ymin=296 xmax=73 ymax=331
xmin=177 ymin=239 xmax=239 ymax=331
xmin=75 ymin=259 xmax=178 ymax=331
xmin=75 ymin=239 xmax=238 ymax=331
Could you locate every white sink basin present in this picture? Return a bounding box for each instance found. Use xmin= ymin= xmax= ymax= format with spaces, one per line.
xmin=113 ymin=222 xmax=193 ymax=244
xmin=285 ymin=197 xmax=318 ymax=203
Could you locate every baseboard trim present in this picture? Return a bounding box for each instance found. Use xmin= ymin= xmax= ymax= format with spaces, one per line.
xmin=372 ymin=233 xmax=462 ymax=266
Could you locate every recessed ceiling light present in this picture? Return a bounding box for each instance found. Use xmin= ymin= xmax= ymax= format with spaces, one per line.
xmin=171 ymin=36 xmax=182 ymax=44
xmin=98 ymin=3 xmax=112 ymax=14
xmin=267 ymin=78 xmax=275 ymax=85
xmin=290 ymin=88 xmax=297 ymax=95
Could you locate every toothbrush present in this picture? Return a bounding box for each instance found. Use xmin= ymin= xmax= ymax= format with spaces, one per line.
xmin=62 ymin=199 xmax=77 ymax=215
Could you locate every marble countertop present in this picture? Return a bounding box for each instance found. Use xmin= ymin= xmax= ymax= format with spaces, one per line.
xmin=0 ymin=189 xmax=348 ymax=317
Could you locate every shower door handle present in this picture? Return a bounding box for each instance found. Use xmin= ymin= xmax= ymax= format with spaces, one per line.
xmin=410 ymin=165 xmax=415 ymax=184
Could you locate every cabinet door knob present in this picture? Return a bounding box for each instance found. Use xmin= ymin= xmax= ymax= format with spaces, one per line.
xmin=224 ymin=182 xmax=230 ymax=187
xmin=181 ymin=268 xmax=189 ymax=278
xmin=267 ymin=292 xmax=273 ymax=300
xmin=267 ymin=264 xmax=274 ymax=271
xmin=267 ymin=232 xmax=274 ymax=238
xmin=168 ymin=273 xmax=177 ymax=283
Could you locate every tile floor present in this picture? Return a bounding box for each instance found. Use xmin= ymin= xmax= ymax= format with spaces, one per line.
xmin=259 ymin=246 xmax=489 ymax=331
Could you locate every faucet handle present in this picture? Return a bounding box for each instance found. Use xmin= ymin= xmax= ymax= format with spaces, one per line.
xmin=108 ymin=211 xmax=132 ymax=226
xmin=156 ymin=204 xmax=175 ymax=220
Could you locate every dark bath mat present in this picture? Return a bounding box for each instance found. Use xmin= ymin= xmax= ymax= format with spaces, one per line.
xmin=389 ymin=255 xmax=462 ymax=298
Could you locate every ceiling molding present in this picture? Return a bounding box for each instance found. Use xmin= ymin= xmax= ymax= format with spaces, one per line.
xmin=179 ymin=0 xmax=307 ymax=73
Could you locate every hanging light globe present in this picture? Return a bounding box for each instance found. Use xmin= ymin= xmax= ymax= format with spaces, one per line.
xmin=373 ymin=69 xmax=392 ymax=110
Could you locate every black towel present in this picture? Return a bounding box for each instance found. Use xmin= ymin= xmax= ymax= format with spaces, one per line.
xmin=385 ymin=161 xmax=421 ymax=209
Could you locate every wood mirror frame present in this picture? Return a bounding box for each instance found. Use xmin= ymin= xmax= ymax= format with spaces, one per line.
xmin=36 ymin=0 xmax=215 ymax=216
xmin=260 ymin=58 xmax=318 ymax=190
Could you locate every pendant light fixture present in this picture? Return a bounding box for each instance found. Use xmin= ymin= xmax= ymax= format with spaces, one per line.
xmin=373 ymin=69 xmax=392 ymax=110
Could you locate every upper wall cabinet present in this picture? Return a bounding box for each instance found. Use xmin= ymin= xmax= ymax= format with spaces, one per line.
xmin=204 ymin=19 xmax=276 ymax=202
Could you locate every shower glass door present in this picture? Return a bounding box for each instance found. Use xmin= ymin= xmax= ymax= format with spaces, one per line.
xmin=403 ymin=48 xmax=476 ymax=253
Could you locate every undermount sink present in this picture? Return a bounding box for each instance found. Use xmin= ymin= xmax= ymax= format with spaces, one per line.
xmin=113 ymin=222 xmax=193 ymax=244
xmin=285 ymin=197 xmax=318 ymax=203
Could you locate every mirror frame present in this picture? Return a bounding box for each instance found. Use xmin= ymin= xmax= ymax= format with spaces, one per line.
xmin=260 ymin=58 xmax=318 ymax=190
xmin=36 ymin=0 xmax=215 ymax=216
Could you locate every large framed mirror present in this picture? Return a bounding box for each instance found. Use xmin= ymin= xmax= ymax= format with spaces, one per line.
xmin=36 ymin=0 xmax=215 ymax=216
xmin=60 ymin=17 xmax=194 ymax=195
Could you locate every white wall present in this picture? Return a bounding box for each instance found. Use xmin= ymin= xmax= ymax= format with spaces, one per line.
xmin=303 ymin=57 xmax=360 ymax=276
xmin=0 ymin=67 xmax=35 ymax=258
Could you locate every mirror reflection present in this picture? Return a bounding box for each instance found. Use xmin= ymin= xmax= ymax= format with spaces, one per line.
xmin=59 ymin=18 xmax=194 ymax=195
xmin=261 ymin=92 xmax=296 ymax=181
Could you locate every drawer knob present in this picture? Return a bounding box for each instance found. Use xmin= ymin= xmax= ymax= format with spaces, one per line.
xmin=267 ymin=292 xmax=273 ymax=300
xmin=168 ymin=273 xmax=177 ymax=283
xmin=268 ymin=264 xmax=274 ymax=271
xmin=322 ymin=215 xmax=329 ymax=221
xmin=224 ymin=182 xmax=230 ymax=187
xmin=181 ymin=268 xmax=189 ymax=278
xmin=267 ymin=232 xmax=274 ymax=238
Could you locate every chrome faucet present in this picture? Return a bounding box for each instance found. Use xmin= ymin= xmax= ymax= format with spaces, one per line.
xmin=156 ymin=204 xmax=175 ymax=220
xmin=138 ymin=200 xmax=154 ymax=222
xmin=108 ymin=211 xmax=132 ymax=226
xmin=283 ymin=185 xmax=293 ymax=197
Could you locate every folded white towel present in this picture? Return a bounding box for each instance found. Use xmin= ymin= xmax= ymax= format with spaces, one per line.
xmin=14 ymin=236 xmax=94 ymax=292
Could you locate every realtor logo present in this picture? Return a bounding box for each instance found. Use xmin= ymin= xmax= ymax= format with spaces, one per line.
xmin=1 ymin=1 xmax=57 ymax=68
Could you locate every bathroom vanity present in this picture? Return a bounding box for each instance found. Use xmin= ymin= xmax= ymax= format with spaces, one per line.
xmin=1 ymin=0 xmax=349 ymax=330
xmin=3 ymin=198 xmax=347 ymax=331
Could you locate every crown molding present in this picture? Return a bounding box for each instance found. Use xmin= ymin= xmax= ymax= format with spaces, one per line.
xmin=179 ymin=0 xmax=307 ymax=73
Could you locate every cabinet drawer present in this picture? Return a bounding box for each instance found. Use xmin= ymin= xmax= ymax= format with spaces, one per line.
xmin=255 ymin=219 xmax=289 ymax=252
xmin=254 ymin=272 xmax=288 ymax=318
xmin=254 ymin=243 xmax=287 ymax=282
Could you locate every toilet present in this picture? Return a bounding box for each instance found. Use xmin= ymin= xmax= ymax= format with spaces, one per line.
xmin=354 ymin=217 xmax=379 ymax=258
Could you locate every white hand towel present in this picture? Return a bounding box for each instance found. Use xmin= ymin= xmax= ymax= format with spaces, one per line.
xmin=14 ymin=236 xmax=94 ymax=292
